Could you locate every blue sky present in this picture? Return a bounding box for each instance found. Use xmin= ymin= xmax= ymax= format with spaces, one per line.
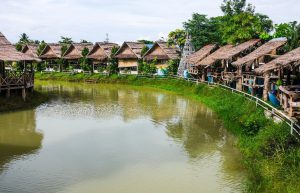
xmin=1 ymin=0 xmax=299 ymax=44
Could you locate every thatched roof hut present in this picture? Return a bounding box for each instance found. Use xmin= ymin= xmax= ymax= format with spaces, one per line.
xmin=232 ymin=39 xmax=287 ymax=67
xmin=186 ymin=44 xmax=217 ymax=65
xmin=197 ymin=45 xmax=234 ymax=66
xmin=87 ymin=42 xmax=119 ymax=61
xmin=63 ymin=43 xmax=94 ymax=60
xmin=22 ymin=44 xmax=39 ymax=58
xmin=255 ymin=47 xmax=300 ymax=75
xmin=0 ymin=32 xmax=38 ymax=61
xmin=143 ymin=41 xmax=180 ymax=61
xmin=39 ymin=43 xmax=63 ymax=59
xmin=114 ymin=42 xmax=145 ymax=59
xmin=218 ymin=39 xmax=261 ymax=61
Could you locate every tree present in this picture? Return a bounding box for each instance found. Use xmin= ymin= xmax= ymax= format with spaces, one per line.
xmin=221 ymin=0 xmax=254 ymax=15
xmin=274 ymin=21 xmax=300 ymax=51
xmin=80 ymin=39 xmax=91 ymax=43
xmin=107 ymin=46 xmax=119 ymax=75
xmin=183 ymin=14 xmax=222 ymax=49
xmin=167 ymin=29 xmax=186 ymax=51
xmin=59 ymin=36 xmax=73 ymax=44
xmin=138 ymin=40 xmax=154 ymax=44
xmin=219 ymin=0 xmax=273 ymax=44
xmin=15 ymin=33 xmax=33 ymax=51
xmin=79 ymin=47 xmax=91 ymax=71
xmin=166 ymin=59 xmax=179 ymax=75
xmin=37 ymin=40 xmax=47 ymax=56
xmin=141 ymin=45 xmax=150 ymax=56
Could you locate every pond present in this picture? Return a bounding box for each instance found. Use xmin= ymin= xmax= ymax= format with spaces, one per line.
xmin=0 ymin=81 xmax=246 ymax=193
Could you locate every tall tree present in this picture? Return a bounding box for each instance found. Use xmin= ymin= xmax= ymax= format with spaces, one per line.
xmin=183 ymin=14 xmax=222 ymax=50
xmin=274 ymin=21 xmax=300 ymax=51
xmin=219 ymin=0 xmax=273 ymax=44
xmin=107 ymin=46 xmax=119 ymax=74
xmin=167 ymin=29 xmax=186 ymax=51
xmin=59 ymin=36 xmax=73 ymax=44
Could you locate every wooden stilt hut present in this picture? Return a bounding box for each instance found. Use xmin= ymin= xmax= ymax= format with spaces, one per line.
xmin=217 ymin=39 xmax=262 ymax=86
xmin=39 ymin=43 xmax=63 ymax=71
xmin=186 ymin=44 xmax=217 ymax=80
xmin=196 ymin=45 xmax=233 ymax=82
xmin=87 ymin=42 xmax=119 ymax=73
xmin=143 ymin=41 xmax=180 ymax=73
xmin=0 ymin=32 xmax=39 ymax=99
xmin=63 ymin=43 xmax=94 ymax=72
xmin=114 ymin=42 xmax=145 ymax=75
xmin=232 ymin=39 xmax=287 ymax=92
xmin=255 ymin=47 xmax=300 ymax=117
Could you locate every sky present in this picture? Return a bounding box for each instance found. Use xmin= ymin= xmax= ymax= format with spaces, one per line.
xmin=0 ymin=0 xmax=299 ymax=44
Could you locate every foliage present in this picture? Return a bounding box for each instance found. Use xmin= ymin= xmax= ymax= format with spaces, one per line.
xmin=167 ymin=29 xmax=186 ymax=51
xmin=138 ymin=58 xmax=157 ymax=74
xmin=183 ymin=14 xmax=222 ymax=49
xmin=218 ymin=1 xmax=273 ymax=44
xmin=137 ymin=40 xmax=154 ymax=44
xmin=221 ymin=0 xmax=254 ymax=15
xmin=37 ymin=40 xmax=47 ymax=56
xmin=80 ymin=39 xmax=91 ymax=43
xmin=166 ymin=59 xmax=179 ymax=75
xmin=107 ymin=46 xmax=119 ymax=74
xmin=274 ymin=21 xmax=300 ymax=51
xmin=141 ymin=45 xmax=150 ymax=56
xmin=59 ymin=36 xmax=73 ymax=44
xmin=79 ymin=47 xmax=91 ymax=71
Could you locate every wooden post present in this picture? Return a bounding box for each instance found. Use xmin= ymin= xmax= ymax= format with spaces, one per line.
xmin=263 ymin=73 xmax=270 ymax=101
xmin=201 ymin=68 xmax=206 ymax=82
xmin=237 ymin=67 xmax=243 ymax=91
xmin=22 ymin=88 xmax=26 ymax=101
xmin=6 ymin=89 xmax=10 ymax=98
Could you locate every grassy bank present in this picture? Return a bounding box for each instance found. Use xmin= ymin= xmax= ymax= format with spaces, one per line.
xmin=35 ymin=72 xmax=300 ymax=193
xmin=0 ymin=90 xmax=49 ymax=112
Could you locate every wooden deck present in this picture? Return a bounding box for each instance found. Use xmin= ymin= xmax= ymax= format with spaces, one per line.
xmin=0 ymin=71 xmax=34 ymax=90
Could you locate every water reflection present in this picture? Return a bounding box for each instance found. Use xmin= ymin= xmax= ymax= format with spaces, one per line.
xmin=0 ymin=110 xmax=43 ymax=170
xmin=0 ymin=81 xmax=245 ymax=193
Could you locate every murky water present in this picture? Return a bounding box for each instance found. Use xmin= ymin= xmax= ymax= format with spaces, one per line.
xmin=0 ymin=81 xmax=246 ymax=193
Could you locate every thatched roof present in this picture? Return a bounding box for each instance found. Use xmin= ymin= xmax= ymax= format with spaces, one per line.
xmin=197 ymin=45 xmax=234 ymax=66
xmin=87 ymin=42 xmax=119 ymax=61
xmin=22 ymin=44 xmax=39 ymax=58
xmin=186 ymin=44 xmax=217 ymax=65
xmin=0 ymin=32 xmax=11 ymax=45
xmin=0 ymin=32 xmax=38 ymax=61
xmin=143 ymin=41 xmax=180 ymax=61
xmin=218 ymin=39 xmax=261 ymax=61
xmin=255 ymin=47 xmax=300 ymax=75
xmin=63 ymin=43 xmax=94 ymax=60
xmin=39 ymin=43 xmax=63 ymax=59
xmin=115 ymin=42 xmax=145 ymax=59
xmin=232 ymin=39 xmax=287 ymax=67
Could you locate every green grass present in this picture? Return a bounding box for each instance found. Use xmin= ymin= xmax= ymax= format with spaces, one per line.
xmin=36 ymin=72 xmax=300 ymax=193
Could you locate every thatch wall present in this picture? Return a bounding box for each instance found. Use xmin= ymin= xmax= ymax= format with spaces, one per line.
xmin=143 ymin=41 xmax=180 ymax=61
xmin=0 ymin=32 xmax=37 ymax=61
xmin=218 ymin=39 xmax=261 ymax=61
xmin=87 ymin=42 xmax=119 ymax=61
xmin=115 ymin=42 xmax=145 ymax=59
xmin=22 ymin=44 xmax=39 ymax=58
xmin=232 ymin=39 xmax=287 ymax=67
xmin=255 ymin=47 xmax=300 ymax=74
xmin=197 ymin=45 xmax=234 ymax=66
xmin=39 ymin=43 xmax=63 ymax=59
xmin=63 ymin=43 xmax=94 ymax=60
xmin=187 ymin=44 xmax=217 ymax=65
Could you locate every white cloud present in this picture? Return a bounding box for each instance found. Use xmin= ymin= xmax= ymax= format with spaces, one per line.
xmin=0 ymin=0 xmax=299 ymax=44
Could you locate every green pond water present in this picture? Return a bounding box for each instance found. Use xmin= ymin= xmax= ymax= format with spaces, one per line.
xmin=0 ymin=81 xmax=246 ymax=193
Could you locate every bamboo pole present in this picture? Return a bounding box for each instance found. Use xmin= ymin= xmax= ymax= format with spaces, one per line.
xmin=263 ymin=72 xmax=270 ymax=101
